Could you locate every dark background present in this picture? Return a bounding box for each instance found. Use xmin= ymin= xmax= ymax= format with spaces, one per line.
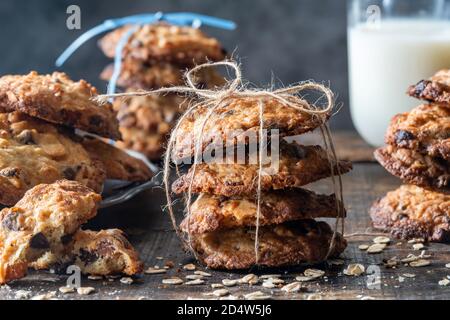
xmin=0 ymin=0 xmax=352 ymax=129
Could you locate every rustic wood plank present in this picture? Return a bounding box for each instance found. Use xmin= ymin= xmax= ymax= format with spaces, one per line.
xmin=1 ymin=162 xmax=449 ymax=300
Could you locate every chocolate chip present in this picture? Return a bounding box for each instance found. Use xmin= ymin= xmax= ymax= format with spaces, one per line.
xmin=62 ymin=166 xmax=80 ymax=180
xmin=30 ymin=233 xmax=50 ymax=249
xmin=89 ymin=115 xmax=103 ymax=127
xmin=61 ymin=234 xmax=73 ymax=245
xmin=414 ymin=80 xmax=428 ymax=95
xmin=78 ymin=249 xmax=98 ymax=264
xmin=15 ymin=130 xmax=34 ymax=144
xmin=2 ymin=213 xmax=19 ymax=231
xmin=395 ymin=130 xmax=415 ymax=145
xmin=0 ymin=168 xmax=19 ymax=178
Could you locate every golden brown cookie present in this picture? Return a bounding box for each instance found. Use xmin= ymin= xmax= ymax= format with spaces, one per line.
xmin=370 ymin=185 xmax=450 ymax=242
xmin=0 ymin=112 xmax=106 ymax=205
xmin=172 ymin=96 xmax=330 ymax=161
xmin=186 ymin=219 xmax=347 ymax=269
xmin=385 ymin=104 xmax=450 ymax=161
xmin=0 ymin=180 xmax=101 ymax=284
xmin=374 ymin=145 xmax=449 ymax=192
xmin=116 ymin=126 xmax=167 ymax=160
xmin=172 ymin=143 xmax=352 ymax=197
xmin=408 ymin=69 xmax=450 ymax=105
xmin=0 ymin=71 xmax=121 ymax=140
xmin=81 ymin=137 xmax=152 ymax=182
xmin=180 ymin=189 xmax=345 ymax=234
xmin=99 ymin=23 xmax=226 ymax=67
xmin=101 ymin=60 xmax=226 ymax=90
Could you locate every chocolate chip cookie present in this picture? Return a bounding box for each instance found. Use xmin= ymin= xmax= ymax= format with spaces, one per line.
xmin=408 ymin=69 xmax=450 ymax=105
xmin=180 ymin=189 xmax=345 ymax=234
xmin=0 ymin=112 xmax=106 ymax=205
xmin=172 ymin=143 xmax=352 ymax=197
xmin=374 ymin=145 xmax=449 ymax=192
xmin=385 ymin=104 xmax=450 ymax=161
xmin=370 ymin=185 xmax=450 ymax=242
xmin=172 ymin=96 xmax=330 ymax=161
xmin=186 ymin=219 xmax=346 ymax=269
xmin=99 ymin=23 xmax=226 ymax=67
xmin=0 ymin=71 xmax=121 ymax=140
xmin=116 ymin=126 xmax=168 ymax=160
xmin=81 ymin=137 xmax=152 ymax=182
xmin=0 ymin=180 xmax=101 ymax=284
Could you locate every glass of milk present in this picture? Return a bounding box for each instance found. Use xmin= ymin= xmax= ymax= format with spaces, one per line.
xmin=348 ymin=0 xmax=450 ymax=146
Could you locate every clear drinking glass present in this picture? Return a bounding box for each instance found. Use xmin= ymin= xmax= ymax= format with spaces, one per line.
xmin=347 ymin=0 xmax=450 ymax=146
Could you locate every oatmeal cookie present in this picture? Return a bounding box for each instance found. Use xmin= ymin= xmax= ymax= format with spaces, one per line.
xmin=116 ymin=126 xmax=167 ymax=160
xmin=0 ymin=112 xmax=105 ymax=205
xmin=408 ymin=69 xmax=450 ymax=105
xmin=172 ymin=96 xmax=330 ymax=161
xmin=370 ymin=185 xmax=450 ymax=242
xmin=180 ymin=189 xmax=345 ymax=234
xmin=386 ymin=104 xmax=450 ymax=161
xmin=0 ymin=180 xmax=101 ymax=284
xmin=0 ymin=71 xmax=121 ymax=140
xmin=186 ymin=219 xmax=347 ymax=269
xmin=374 ymin=145 xmax=449 ymax=192
xmin=99 ymin=23 xmax=226 ymax=67
xmin=81 ymin=137 xmax=152 ymax=182
xmin=101 ymin=60 xmax=226 ymax=90
xmin=172 ymin=143 xmax=352 ymax=197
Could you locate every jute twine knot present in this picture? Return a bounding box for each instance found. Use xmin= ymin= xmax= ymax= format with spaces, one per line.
xmin=95 ymin=60 xmax=345 ymax=266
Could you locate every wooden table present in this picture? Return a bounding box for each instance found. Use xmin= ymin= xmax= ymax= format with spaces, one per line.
xmin=1 ymin=131 xmax=449 ymax=300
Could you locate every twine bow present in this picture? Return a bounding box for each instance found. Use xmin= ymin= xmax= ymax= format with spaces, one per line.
xmin=95 ymin=60 xmax=345 ymax=265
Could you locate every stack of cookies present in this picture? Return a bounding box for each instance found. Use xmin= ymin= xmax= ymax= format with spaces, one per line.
xmin=171 ymin=96 xmax=352 ymax=269
xmin=98 ymin=23 xmax=227 ymax=160
xmin=0 ymin=72 xmax=149 ymax=283
xmin=370 ymin=69 xmax=450 ymax=242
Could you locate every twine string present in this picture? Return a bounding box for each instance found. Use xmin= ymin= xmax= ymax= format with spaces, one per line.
xmin=94 ymin=60 xmax=343 ymax=266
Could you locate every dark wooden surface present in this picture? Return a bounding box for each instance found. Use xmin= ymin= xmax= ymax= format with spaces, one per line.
xmin=1 ymin=131 xmax=449 ymax=300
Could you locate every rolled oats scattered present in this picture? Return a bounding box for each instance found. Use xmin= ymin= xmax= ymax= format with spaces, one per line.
xmin=195 ymin=271 xmax=212 ymax=277
xmin=412 ymin=243 xmax=425 ymax=250
xmin=306 ymin=293 xmax=322 ymax=300
xmin=281 ymin=282 xmax=302 ymax=293
xmin=398 ymin=276 xmax=405 ymax=283
xmin=77 ymin=287 xmax=95 ymax=295
xmin=446 ymin=263 xmax=450 ymax=269
xmin=402 ymin=273 xmax=416 ymax=278
xmin=162 ymin=277 xmax=184 ymax=285
xmin=183 ymin=263 xmax=196 ymax=271
xmin=358 ymin=244 xmax=369 ymax=250
xmin=295 ymin=276 xmax=316 ymax=282
xmin=31 ymin=292 xmax=57 ymax=300
xmin=260 ymin=274 xmax=282 ymax=279
xmin=367 ymin=243 xmax=386 ymax=254
xmin=87 ymin=275 xmax=103 ymax=280
xmin=244 ymin=291 xmax=269 ymax=300
xmin=186 ymin=274 xmax=204 ymax=280
xmin=401 ymin=254 xmax=420 ymax=263
xmin=373 ymin=236 xmax=391 ymax=244
xmin=384 ymin=257 xmax=399 ymax=268
xmin=185 ymin=279 xmax=205 ymax=286
xmin=15 ymin=290 xmax=32 ymax=299
xmin=343 ymin=263 xmax=365 ymax=276
xmin=120 ymin=277 xmax=134 ymax=285
xmin=222 ymin=279 xmax=238 ymax=287
xmin=327 ymin=258 xmax=345 ymax=266
xmin=246 ymin=294 xmax=272 ymax=300
xmin=262 ymin=280 xmax=276 ymax=289
xmin=304 ymin=269 xmax=325 ymax=278
xmin=240 ymin=274 xmax=259 ymax=285
xmin=408 ymin=238 xmax=424 ymax=244
xmin=409 ymin=259 xmax=431 ymax=267
xmin=212 ymin=289 xmax=230 ymax=297
xmin=144 ymin=267 xmax=167 ymax=274
xmin=156 ymin=256 xmax=164 ymax=260
xmin=438 ymin=279 xmax=450 ymax=286
xmin=59 ymin=286 xmax=75 ymax=294
xmin=211 ymin=283 xmax=224 ymax=288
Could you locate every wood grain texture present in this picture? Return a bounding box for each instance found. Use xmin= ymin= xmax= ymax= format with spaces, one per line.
xmin=0 ymin=133 xmax=448 ymax=300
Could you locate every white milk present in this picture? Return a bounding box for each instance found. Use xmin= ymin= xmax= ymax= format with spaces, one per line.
xmin=348 ymin=19 xmax=450 ymax=146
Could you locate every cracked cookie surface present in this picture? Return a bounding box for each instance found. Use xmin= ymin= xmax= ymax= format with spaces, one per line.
xmin=0 ymin=180 xmax=101 ymax=284
xmin=386 ymin=104 xmax=450 ymax=161
xmin=186 ymin=219 xmax=346 ymax=269
xmin=172 ymin=143 xmax=352 ymax=197
xmin=408 ymin=69 xmax=450 ymax=105
xmin=180 ymin=189 xmax=345 ymax=234
xmin=0 ymin=72 xmax=120 ymax=140
xmin=0 ymin=112 xmax=105 ymax=205
xmin=370 ymin=185 xmax=450 ymax=242
xmin=374 ymin=145 xmax=449 ymax=192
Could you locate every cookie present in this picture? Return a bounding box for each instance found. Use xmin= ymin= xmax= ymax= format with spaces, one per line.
xmin=186 ymin=219 xmax=347 ymax=269
xmin=0 ymin=180 xmax=101 ymax=284
xmin=408 ymin=69 xmax=450 ymax=105
xmin=99 ymin=23 xmax=226 ymax=67
xmin=172 ymin=96 xmax=330 ymax=161
xmin=0 ymin=71 xmax=121 ymax=140
xmin=101 ymin=60 xmax=226 ymax=90
xmin=81 ymin=137 xmax=152 ymax=182
xmin=180 ymin=189 xmax=345 ymax=234
xmin=172 ymin=143 xmax=352 ymax=197
xmin=116 ymin=126 xmax=167 ymax=160
xmin=0 ymin=112 xmax=106 ymax=205
xmin=370 ymin=185 xmax=450 ymax=242
xmin=374 ymin=145 xmax=449 ymax=192
xmin=385 ymin=104 xmax=450 ymax=161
